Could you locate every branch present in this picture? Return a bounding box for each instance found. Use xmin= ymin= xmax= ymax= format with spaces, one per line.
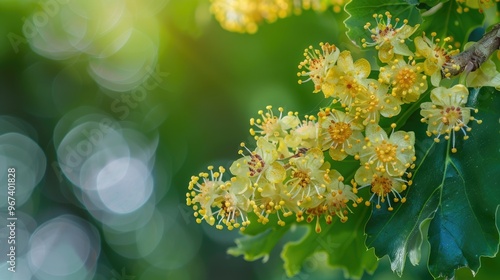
xmin=443 ymin=23 xmax=500 ymax=77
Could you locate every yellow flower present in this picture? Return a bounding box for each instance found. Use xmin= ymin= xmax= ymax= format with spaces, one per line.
xmin=298 ymin=43 xmax=340 ymax=95
xmin=354 ymin=168 xmax=410 ymax=211
xmin=357 ymin=123 xmax=416 ymax=177
xmin=420 ymin=85 xmax=482 ymax=153
xmin=362 ymin=11 xmax=419 ymax=63
xmin=318 ymin=108 xmax=364 ymax=160
xmin=210 ymin=0 xmax=290 ymax=34
xmin=187 ymin=166 xmax=258 ymax=231
xmin=285 ymin=114 xmax=319 ymax=150
xmin=186 ymin=166 xmax=229 ymax=226
xmin=214 ymin=176 xmax=254 ymax=230
xmin=252 ymin=174 xmax=301 ymax=226
xmin=250 ymin=106 xmax=300 ymax=143
xmin=285 ymin=148 xmax=329 ymax=208
xmin=304 ymin=170 xmax=359 ymax=232
xmin=414 ymin=32 xmax=458 ymax=86
xmin=379 ymin=57 xmax=428 ymax=103
xmin=323 ymin=50 xmax=371 ymax=105
xmin=210 ymin=0 xmax=348 ymax=33
xmin=230 ymin=137 xmax=279 ymax=183
xmin=348 ymin=80 xmax=403 ymax=125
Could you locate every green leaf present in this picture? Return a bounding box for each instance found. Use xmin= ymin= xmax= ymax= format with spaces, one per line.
xmin=418 ymin=0 xmax=449 ymax=7
xmin=227 ymin=225 xmax=290 ymax=262
xmin=426 ymin=88 xmax=500 ymax=278
xmin=366 ymin=87 xmax=500 ymax=278
xmin=404 ymin=0 xmax=420 ymax=5
xmin=325 ymin=207 xmax=379 ymax=278
xmin=281 ymin=224 xmax=320 ymax=277
xmin=282 ymin=207 xmax=378 ymax=278
xmin=344 ymin=0 xmax=422 ymax=46
xmin=420 ymin=0 xmax=484 ymax=45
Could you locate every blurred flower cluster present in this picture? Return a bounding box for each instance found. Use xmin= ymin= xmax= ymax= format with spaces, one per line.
xmin=210 ymin=0 xmax=345 ymax=33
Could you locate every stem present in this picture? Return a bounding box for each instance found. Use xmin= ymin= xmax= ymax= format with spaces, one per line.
xmin=443 ymin=23 xmax=500 ymax=77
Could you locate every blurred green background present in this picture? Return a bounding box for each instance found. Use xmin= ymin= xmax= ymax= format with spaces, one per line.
xmin=0 ymin=0 xmax=498 ymax=279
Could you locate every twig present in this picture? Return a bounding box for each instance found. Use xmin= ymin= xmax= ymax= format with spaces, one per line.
xmin=443 ymin=23 xmax=500 ymax=77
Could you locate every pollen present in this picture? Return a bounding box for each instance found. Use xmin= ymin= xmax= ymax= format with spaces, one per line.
xmin=358 ymin=123 xmax=416 ymax=177
xmin=395 ymin=67 xmax=416 ymax=92
xmin=380 ymin=57 xmax=428 ymax=103
xmin=248 ymin=153 xmax=265 ymax=176
xmin=371 ymin=176 xmax=393 ymax=197
xmin=355 ymin=168 xmax=410 ymax=211
xmin=319 ymin=109 xmax=364 ymax=161
xmin=375 ymin=141 xmax=398 ymax=163
xmin=441 ymin=106 xmax=462 ymax=125
xmin=328 ymin=121 xmax=353 ymax=143
xmin=292 ymin=170 xmax=312 ymax=188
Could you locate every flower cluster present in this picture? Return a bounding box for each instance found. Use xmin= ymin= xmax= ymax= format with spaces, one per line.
xmin=209 ymin=0 xmax=346 ymax=33
xmin=292 ymin=12 xmax=486 ymax=208
xmin=187 ymin=103 xmax=416 ymax=232
xmin=187 ymin=106 xmax=363 ymax=232
xmin=300 ymin=11 xmax=484 ymax=152
xmin=188 ymin=9 xmax=490 ymax=233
